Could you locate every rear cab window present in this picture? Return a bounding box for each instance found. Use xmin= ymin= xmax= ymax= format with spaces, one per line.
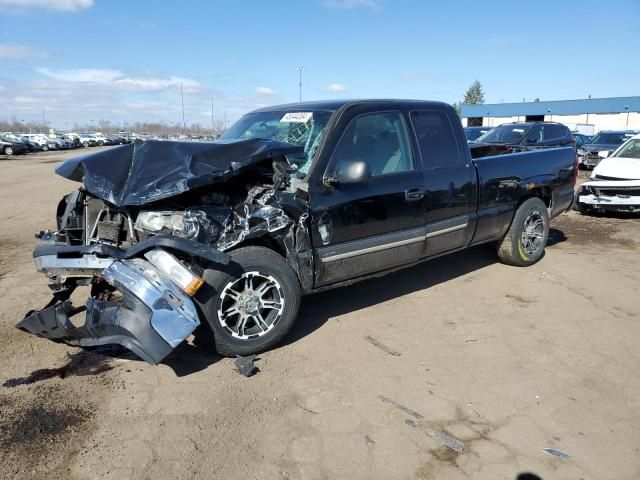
xmin=411 ymin=110 xmax=463 ymax=168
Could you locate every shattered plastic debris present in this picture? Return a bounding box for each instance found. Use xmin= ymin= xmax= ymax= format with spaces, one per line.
xmin=213 ymin=191 xmax=293 ymax=252
xmin=405 ymin=419 xmax=464 ymax=453
xmin=378 ymin=395 xmax=424 ymax=420
xmin=365 ymin=335 xmax=401 ymax=356
xmin=234 ymin=355 xmax=259 ymax=377
xmin=540 ymin=448 xmax=571 ymax=460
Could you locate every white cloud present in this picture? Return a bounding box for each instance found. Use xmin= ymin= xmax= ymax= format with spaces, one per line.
xmin=115 ymin=76 xmax=202 ymax=93
xmin=36 ymin=67 xmax=122 ymax=83
xmin=0 ymin=0 xmax=94 ymax=12
xmin=255 ymin=86 xmax=276 ymax=95
xmin=0 ymin=44 xmax=41 ymax=59
xmin=323 ymin=0 xmax=379 ymax=9
xmin=325 ymin=83 xmax=348 ymax=93
xmin=35 ymin=67 xmax=203 ymax=93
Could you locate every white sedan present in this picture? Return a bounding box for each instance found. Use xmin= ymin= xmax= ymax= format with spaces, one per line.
xmin=576 ymin=134 xmax=640 ymax=214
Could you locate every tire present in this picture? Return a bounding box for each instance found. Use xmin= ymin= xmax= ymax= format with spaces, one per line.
xmin=41 ymin=145 xmax=48 ymax=152
xmin=195 ymin=246 xmax=301 ymax=356
xmin=497 ymin=197 xmax=549 ymax=267
xmin=3 ymin=146 xmax=13 ymax=155
xmin=98 ymin=140 xmax=104 ymax=146
xmin=82 ymin=142 xmax=89 ymax=148
xmin=575 ymin=201 xmax=592 ymax=215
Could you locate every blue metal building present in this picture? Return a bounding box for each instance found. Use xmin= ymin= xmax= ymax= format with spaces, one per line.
xmin=460 ymin=96 xmax=640 ymax=133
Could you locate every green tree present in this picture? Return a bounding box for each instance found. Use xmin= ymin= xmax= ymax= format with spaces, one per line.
xmin=463 ymin=80 xmax=485 ymax=105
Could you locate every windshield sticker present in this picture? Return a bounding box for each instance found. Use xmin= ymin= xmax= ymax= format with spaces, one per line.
xmin=281 ymin=112 xmax=313 ymax=123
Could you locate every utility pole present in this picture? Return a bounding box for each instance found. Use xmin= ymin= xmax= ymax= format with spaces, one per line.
xmin=180 ymin=83 xmax=186 ymax=133
xmin=223 ymin=110 xmax=227 ymax=132
xmin=211 ymin=97 xmax=216 ymax=134
xmin=42 ymin=109 xmax=46 ymax=132
xmin=298 ymin=65 xmax=304 ymax=102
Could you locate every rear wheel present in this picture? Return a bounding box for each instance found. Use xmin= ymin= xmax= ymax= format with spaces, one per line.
xmin=195 ymin=246 xmax=301 ymax=356
xmin=41 ymin=144 xmax=48 ymax=152
xmin=497 ymin=197 xmax=549 ymax=267
xmin=3 ymin=146 xmax=13 ymax=155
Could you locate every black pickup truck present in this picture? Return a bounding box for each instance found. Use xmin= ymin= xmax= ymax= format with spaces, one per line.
xmin=19 ymin=100 xmax=577 ymax=364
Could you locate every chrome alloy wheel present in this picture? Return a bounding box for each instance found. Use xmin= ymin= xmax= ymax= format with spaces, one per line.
xmin=521 ymin=211 xmax=545 ymax=255
xmin=217 ymin=271 xmax=285 ymax=339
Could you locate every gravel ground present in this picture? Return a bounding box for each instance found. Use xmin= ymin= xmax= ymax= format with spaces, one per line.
xmin=1 ymin=150 xmax=639 ymax=480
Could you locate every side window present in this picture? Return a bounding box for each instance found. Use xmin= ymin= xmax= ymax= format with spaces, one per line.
xmin=331 ymin=111 xmax=414 ymax=176
xmin=411 ymin=111 xmax=462 ymax=168
xmin=526 ymin=126 xmax=543 ymax=143
xmin=543 ymin=125 xmax=564 ymax=141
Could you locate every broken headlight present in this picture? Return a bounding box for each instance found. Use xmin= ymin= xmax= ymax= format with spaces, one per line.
xmin=134 ymin=209 xmax=221 ymax=244
xmin=135 ymin=211 xmax=197 ymax=239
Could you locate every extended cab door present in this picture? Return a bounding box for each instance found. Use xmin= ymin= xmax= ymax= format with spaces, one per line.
xmin=310 ymin=107 xmax=427 ymax=287
xmin=409 ymin=109 xmax=478 ymax=256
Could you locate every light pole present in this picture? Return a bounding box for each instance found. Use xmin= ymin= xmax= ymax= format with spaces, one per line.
xmin=625 ymin=106 xmax=630 ymax=129
xmin=211 ymin=97 xmax=216 ymax=136
xmin=298 ymin=65 xmax=304 ymax=102
xmin=180 ymin=83 xmax=186 ymax=134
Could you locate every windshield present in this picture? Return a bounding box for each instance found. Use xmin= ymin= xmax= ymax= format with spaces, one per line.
xmin=464 ymin=128 xmax=489 ymax=141
xmin=589 ymin=133 xmax=626 ymax=145
xmin=475 ymin=125 xmax=529 ymax=144
xmin=614 ymin=139 xmax=640 ymax=159
xmin=220 ymin=110 xmax=333 ymax=175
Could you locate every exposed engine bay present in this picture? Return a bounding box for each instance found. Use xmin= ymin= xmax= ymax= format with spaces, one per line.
xmin=19 ymin=140 xmax=314 ymax=364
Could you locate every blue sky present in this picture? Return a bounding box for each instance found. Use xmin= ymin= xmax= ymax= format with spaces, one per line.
xmin=1 ymin=0 xmax=639 ymax=128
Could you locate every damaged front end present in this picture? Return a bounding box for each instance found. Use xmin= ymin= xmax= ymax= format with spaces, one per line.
xmin=20 ymin=239 xmax=229 ymax=364
xmin=19 ymin=139 xmax=314 ymax=364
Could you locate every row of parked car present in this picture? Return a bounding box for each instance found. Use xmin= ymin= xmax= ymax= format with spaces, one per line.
xmin=0 ymin=132 xmax=137 ymax=156
xmin=464 ymin=122 xmax=639 ymax=169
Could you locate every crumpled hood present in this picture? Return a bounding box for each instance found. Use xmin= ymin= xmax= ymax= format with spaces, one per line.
xmin=56 ymin=139 xmax=304 ymax=206
xmin=581 ymin=143 xmax=619 ymax=153
xmin=592 ymin=156 xmax=640 ymax=180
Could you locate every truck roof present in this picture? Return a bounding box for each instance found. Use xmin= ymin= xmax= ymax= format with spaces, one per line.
xmin=249 ymin=99 xmax=452 ymax=114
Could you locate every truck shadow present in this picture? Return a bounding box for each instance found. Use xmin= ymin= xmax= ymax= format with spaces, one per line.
xmin=284 ymin=231 xmax=567 ymax=348
xmin=283 ymin=245 xmax=498 ymax=348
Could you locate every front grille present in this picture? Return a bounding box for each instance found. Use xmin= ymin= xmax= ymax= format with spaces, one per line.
xmin=596 ymin=189 xmax=640 ymax=197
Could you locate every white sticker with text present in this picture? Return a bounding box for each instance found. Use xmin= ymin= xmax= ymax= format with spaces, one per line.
xmin=281 ymin=112 xmax=313 ymax=123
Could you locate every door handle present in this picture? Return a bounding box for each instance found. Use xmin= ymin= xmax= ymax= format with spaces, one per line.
xmin=404 ymin=187 xmax=424 ymax=202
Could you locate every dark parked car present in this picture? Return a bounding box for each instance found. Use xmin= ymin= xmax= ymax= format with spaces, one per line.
xmin=577 ymin=130 xmax=638 ymax=169
xmin=0 ymin=135 xmax=29 ymax=155
xmin=475 ymin=122 xmax=576 ymax=150
xmin=464 ymin=126 xmax=492 ymax=142
xmin=18 ymin=100 xmax=577 ymax=364
xmin=572 ymin=133 xmax=592 ymax=149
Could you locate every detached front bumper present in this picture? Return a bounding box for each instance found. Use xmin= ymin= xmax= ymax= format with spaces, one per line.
xmin=18 ymin=242 xmax=219 ymax=364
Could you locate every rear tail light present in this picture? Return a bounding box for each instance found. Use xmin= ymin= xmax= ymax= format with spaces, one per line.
xmin=572 ymin=152 xmax=579 ymax=187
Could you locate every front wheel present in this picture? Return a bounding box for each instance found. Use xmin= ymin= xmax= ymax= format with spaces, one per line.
xmin=195 ymin=246 xmax=301 ymax=356
xmin=497 ymin=197 xmax=549 ymax=267
xmin=41 ymin=144 xmax=48 ymax=152
xmin=3 ymin=146 xmax=13 ymax=155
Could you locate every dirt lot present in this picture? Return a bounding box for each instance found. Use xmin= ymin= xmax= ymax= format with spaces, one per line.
xmin=1 ymin=150 xmax=639 ymax=480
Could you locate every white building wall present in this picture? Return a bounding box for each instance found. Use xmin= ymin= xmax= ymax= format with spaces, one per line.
xmin=463 ymin=112 xmax=640 ymax=133
xmin=484 ymin=116 xmax=519 ymax=127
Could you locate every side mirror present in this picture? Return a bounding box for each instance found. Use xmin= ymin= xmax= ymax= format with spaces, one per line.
xmin=526 ymin=138 xmax=537 ymax=144
xmin=598 ymin=150 xmax=610 ymax=159
xmin=329 ymin=159 xmax=371 ymax=185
